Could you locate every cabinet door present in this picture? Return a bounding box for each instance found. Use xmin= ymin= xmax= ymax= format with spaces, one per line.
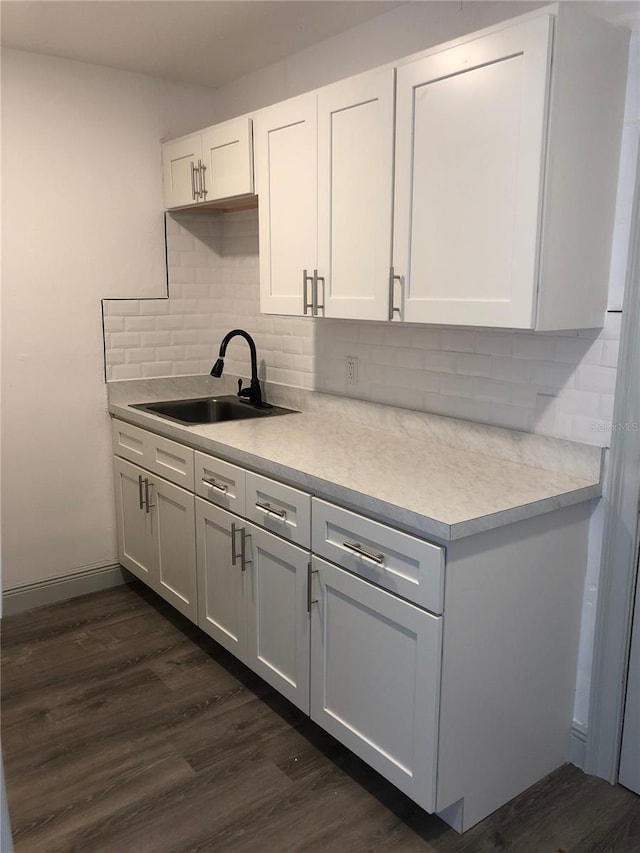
xmin=201 ymin=117 xmax=254 ymax=202
xmin=162 ymin=133 xmax=202 ymax=209
xmin=317 ymin=69 xmax=395 ymax=320
xmin=255 ymin=93 xmax=317 ymax=315
xmin=393 ymin=16 xmax=552 ymax=328
xmin=244 ymin=523 xmax=310 ymax=713
xmin=151 ymin=477 xmax=197 ymax=622
xmin=310 ymin=557 xmax=442 ymax=812
xmin=195 ymin=498 xmax=248 ymax=662
xmin=113 ymin=457 xmax=158 ymax=588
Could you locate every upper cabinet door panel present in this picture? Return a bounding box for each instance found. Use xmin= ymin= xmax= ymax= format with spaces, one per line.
xmin=394 ymin=16 xmax=552 ymax=329
xmin=255 ymin=94 xmax=318 ymax=315
xmin=162 ymin=133 xmax=202 ymax=209
xmin=317 ymin=69 xmax=395 ymax=321
xmin=201 ymin=117 xmax=254 ymax=202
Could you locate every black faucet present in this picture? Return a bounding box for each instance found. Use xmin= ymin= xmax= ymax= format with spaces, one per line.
xmin=210 ymin=329 xmax=263 ymax=406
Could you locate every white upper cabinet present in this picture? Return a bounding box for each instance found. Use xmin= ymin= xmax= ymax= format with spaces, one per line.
xmin=393 ymin=7 xmax=628 ymax=330
xmin=394 ymin=16 xmax=551 ymax=329
xmin=255 ymin=94 xmax=318 ymax=316
xmin=162 ymin=132 xmax=203 ymax=209
xmin=201 ymin=117 xmax=254 ymax=202
xmin=256 ymin=69 xmax=394 ymax=320
xmin=317 ymin=69 xmax=395 ymax=320
xmin=162 ymin=116 xmax=254 ymax=210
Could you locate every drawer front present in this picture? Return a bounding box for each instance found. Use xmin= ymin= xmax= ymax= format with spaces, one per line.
xmin=112 ymin=419 xmax=147 ymax=466
xmin=143 ymin=432 xmax=194 ymax=490
xmin=245 ymin=472 xmax=311 ymax=547
xmin=195 ymin=451 xmax=246 ymax=515
xmin=311 ymin=498 xmax=444 ymax=614
xmin=112 ymin=419 xmax=194 ymax=490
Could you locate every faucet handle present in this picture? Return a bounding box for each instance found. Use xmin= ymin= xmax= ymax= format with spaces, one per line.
xmin=237 ymin=378 xmax=243 ymax=396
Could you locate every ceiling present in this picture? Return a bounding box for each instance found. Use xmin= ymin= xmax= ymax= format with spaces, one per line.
xmin=0 ymin=1 xmax=406 ymax=89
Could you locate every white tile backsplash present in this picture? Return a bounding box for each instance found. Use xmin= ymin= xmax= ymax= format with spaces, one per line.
xmin=103 ymin=206 xmax=627 ymax=447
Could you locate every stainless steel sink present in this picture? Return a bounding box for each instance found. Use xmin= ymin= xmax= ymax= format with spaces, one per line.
xmin=131 ymin=395 xmax=297 ymax=426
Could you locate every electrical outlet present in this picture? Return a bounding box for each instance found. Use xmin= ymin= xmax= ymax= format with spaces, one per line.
xmin=345 ymin=356 xmax=358 ymax=385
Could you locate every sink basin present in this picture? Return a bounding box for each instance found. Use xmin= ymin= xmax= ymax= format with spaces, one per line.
xmin=131 ymin=395 xmax=298 ymax=426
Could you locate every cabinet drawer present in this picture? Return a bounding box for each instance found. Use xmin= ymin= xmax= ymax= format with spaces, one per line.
xmin=195 ymin=451 xmax=246 ymax=514
xmin=112 ymin=419 xmax=147 ymax=466
xmin=311 ymin=499 xmax=444 ymax=614
xmin=245 ymin=471 xmax=311 ymax=547
xmin=145 ymin=432 xmax=194 ymax=490
xmin=112 ymin=419 xmax=194 ymax=490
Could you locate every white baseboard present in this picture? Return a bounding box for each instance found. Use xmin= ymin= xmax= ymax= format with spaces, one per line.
xmin=2 ymin=564 xmax=131 ymax=617
xmin=569 ymin=721 xmax=588 ymax=770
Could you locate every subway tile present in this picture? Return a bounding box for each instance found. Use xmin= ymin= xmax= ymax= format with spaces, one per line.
xmin=570 ymin=415 xmax=611 ymax=447
xmin=473 ymin=377 xmax=512 ymax=404
xmin=601 ymin=339 xmax=620 ymax=368
xmin=141 ymin=331 xmax=172 ymax=348
xmin=103 ymin=316 xmax=125 ymax=332
xmin=126 ymin=347 xmax=157 ymax=364
xmin=476 ymin=332 xmax=514 ymax=357
xmin=105 ymin=349 xmax=125 ymax=365
xmin=491 ymin=356 xmax=532 ymax=384
xmin=454 ymin=352 xmax=492 ymax=377
xmin=104 ymin=299 xmax=140 ymax=316
xmin=139 ymin=299 xmax=170 ymax=315
xmin=531 ymin=360 xmax=575 ymax=389
xmin=156 ymin=314 xmax=185 ymax=331
xmin=110 ymin=364 xmax=144 ymax=380
xmin=173 ymin=361 xmax=201 ymax=375
xmin=409 ymin=326 xmax=442 ymax=350
xmin=109 ymin=332 xmax=142 ymax=348
xmin=124 ymin=315 xmax=157 ymax=332
xmin=554 ymin=337 xmax=602 ymax=365
xmin=440 ymin=328 xmax=477 ymax=352
xmin=512 ymin=334 xmax=550 ymax=360
xmin=556 ymin=388 xmax=600 ymax=416
xmin=424 ymin=350 xmax=456 ymax=373
xmin=574 ymin=364 xmax=617 ymax=395
xmin=142 ymin=362 xmax=174 ymax=378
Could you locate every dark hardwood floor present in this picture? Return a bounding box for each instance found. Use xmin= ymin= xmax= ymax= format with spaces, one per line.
xmin=2 ymin=582 xmax=639 ymax=853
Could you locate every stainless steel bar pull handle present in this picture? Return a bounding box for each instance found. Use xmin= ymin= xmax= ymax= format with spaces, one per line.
xmin=240 ymin=530 xmax=251 ymax=572
xmin=138 ymin=475 xmax=144 ymax=510
xmin=190 ymin=162 xmax=197 ymax=201
xmin=199 ymin=160 xmax=207 ymax=198
xmin=144 ymin=479 xmax=154 ymax=514
xmin=315 ymin=271 xmax=325 ymax=316
xmin=342 ymin=540 xmax=385 ymax=565
xmin=202 ymin=477 xmax=228 ymax=494
xmin=231 ymin=521 xmax=238 ymax=565
xmin=255 ymin=500 xmax=287 ymax=520
xmin=307 ymin=561 xmax=318 ymax=612
xmin=303 ymin=270 xmax=314 ymax=315
xmin=388 ymin=267 xmax=402 ymax=321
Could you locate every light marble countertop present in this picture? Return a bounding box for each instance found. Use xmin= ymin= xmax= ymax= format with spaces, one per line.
xmin=107 ymin=376 xmax=602 ymax=542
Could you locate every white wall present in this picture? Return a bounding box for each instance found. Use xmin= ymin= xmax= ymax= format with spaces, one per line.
xmin=0 ymin=49 xmax=219 ymax=590
xmin=211 ymin=1 xmax=544 ymax=121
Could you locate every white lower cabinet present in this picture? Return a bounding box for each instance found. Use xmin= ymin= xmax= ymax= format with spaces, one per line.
xmin=112 ymin=420 xmax=592 ymax=833
xmin=195 ymin=498 xmax=311 ymax=713
xmin=195 ymin=498 xmax=249 ymax=663
xmin=114 ymin=456 xmax=197 ymax=621
xmin=310 ymin=556 xmax=442 ymax=811
xmin=244 ymin=522 xmax=310 ymax=713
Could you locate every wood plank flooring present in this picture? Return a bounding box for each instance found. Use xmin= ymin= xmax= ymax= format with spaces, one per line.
xmin=2 ymin=582 xmax=639 ymax=852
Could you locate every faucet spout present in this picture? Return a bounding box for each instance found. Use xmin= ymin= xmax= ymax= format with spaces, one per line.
xmin=210 ymin=329 xmax=262 ymax=406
